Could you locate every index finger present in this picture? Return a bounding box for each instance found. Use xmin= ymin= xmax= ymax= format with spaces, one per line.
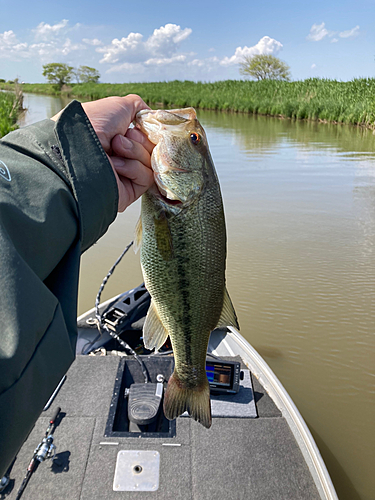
xmin=121 ymin=94 xmax=150 ymax=122
xmin=125 ymin=127 xmax=155 ymax=154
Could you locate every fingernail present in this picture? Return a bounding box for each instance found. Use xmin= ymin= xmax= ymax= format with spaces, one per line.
xmin=120 ymin=135 xmax=133 ymax=149
xmin=128 ymin=128 xmax=145 ymax=143
xmin=111 ymin=156 xmax=126 ymax=168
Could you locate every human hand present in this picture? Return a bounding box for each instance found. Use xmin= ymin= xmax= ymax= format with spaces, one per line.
xmin=52 ymin=95 xmax=155 ymax=212
xmin=82 ymin=95 xmax=155 ymax=212
xmin=110 ymin=126 xmax=154 ymax=212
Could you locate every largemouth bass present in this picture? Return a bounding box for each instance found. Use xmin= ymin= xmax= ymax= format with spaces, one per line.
xmin=135 ymin=107 xmax=239 ymax=429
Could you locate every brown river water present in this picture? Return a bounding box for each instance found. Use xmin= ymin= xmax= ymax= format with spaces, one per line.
xmin=19 ymin=93 xmax=375 ymax=500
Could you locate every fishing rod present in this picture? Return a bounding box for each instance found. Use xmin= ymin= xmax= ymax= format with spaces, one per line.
xmin=15 ymin=406 xmax=60 ymax=500
xmin=94 ymin=240 xmax=150 ymax=384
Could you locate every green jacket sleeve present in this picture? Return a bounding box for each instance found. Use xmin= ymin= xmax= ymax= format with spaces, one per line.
xmin=0 ymin=100 xmax=118 ymax=476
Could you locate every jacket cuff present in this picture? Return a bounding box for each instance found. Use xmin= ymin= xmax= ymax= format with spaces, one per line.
xmin=54 ymin=100 xmax=118 ymax=252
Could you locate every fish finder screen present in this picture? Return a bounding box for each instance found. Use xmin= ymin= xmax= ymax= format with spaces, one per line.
xmin=206 ymin=362 xmax=232 ymax=387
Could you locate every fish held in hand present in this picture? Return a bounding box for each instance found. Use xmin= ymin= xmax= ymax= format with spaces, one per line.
xmin=134 ymin=107 xmax=239 ymax=429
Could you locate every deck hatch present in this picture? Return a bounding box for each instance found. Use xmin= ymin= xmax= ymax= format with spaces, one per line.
xmin=105 ymin=357 xmax=176 ymax=438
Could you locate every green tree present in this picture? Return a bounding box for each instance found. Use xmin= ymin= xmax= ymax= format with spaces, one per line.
xmin=42 ymin=63 xmax=74 ymax=88
xmin=240 ymin=54 xmax=291 ymax=81
xmin=76 ymin=65 xmax=100 ymax=83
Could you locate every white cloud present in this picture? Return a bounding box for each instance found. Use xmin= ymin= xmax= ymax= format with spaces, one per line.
xmin=106 ymin=62 xmax=145 ymax=74
xmin=82 ymin=38 xmax=103 ymax=46
xmin=0 ymin=30 xmax=18 ymax=46
xmin=188 ymin=56 xmax=219 ymax=71
xmin=311 ymin=63 xmax=316 ymax=69
xmin=189 ymin=58 xmax=206 ymax=67
xmin=101 ymin=23 xmax=276 ymax=78
xmin=0 ymin=20 xmax=89 ymax=64
xmin=97 ymin=32 xmax=144 ymax=64
xmin=98 ymin=23 xmax=192 ymax=68
xmin=306 ymin=22 xmax=330 ymax=41
xmin=0 ymin=21 xmax=288 ymax=82
xmin=61 ymin=38 xmax=85 ymax=55
xmin=339 ymin=25 xmax=360 ymax=38
xmin=220 ymin=36 xmax=283 ymax=66
xmin=145 ymin=55 xmax=186 ymax=66
xmin=33 ymin=19 xmax=69 ymax=41
xmin=145 ymin=24 xmax=191 ymax=56
xmin=28 ymin=42 xmax=78 ymax=61
xmin=307 ymin=23 xmax=360 ymax=42
xmin=0 ymin=30 xmax=29 ymax=59
xmin=27 ymin=38 xmax=85 ymax=61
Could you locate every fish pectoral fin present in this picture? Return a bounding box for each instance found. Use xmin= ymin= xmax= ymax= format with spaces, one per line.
xmin=215 ymin=287 xmax=240 ymax=330
xmin=134 ymin=216 xmax=142 ymax=253
xmin=154 ymin=211 xmax=174 ymax=261
xmin=143 ymin=300 xmax=169 ymax=350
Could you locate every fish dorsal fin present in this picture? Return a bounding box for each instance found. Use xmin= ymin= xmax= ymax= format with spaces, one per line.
xmin=216 ymin=287 xmax=240 ymax=330
xmin=134 ymin=216 xmax=142 ymax=253
xmin=143 ymin=300 xmax=169 ymax=350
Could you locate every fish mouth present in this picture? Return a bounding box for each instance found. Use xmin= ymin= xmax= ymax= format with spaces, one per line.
xmin=135 ymin=108 xmax=197 ymax=209
xmin=135 ymin=108 xmax=193 ymax=144
xmin=153 ymin=175 xmax=184 ymax=207
xmin=148 ymin=183 xmax=184 ymax=207
xmin=157 ymin=193 xmax=183 ymax=207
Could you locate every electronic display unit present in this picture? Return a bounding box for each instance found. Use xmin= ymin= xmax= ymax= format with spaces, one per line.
xmin=205 ymin=358 xmax=241 ymax=394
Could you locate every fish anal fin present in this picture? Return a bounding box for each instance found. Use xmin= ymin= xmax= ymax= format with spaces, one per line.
xmin=134 ymin=216 xmax=142 ymax=253
xmin=143 ymin=300 xmax=169 ymax=350
xmin=154 ymin=211 xmax=173 ymax=261
xmin=163 ymin=371 xmax=212 ymax=429
xmin=216 ymin=287 xmax=240 ymax=330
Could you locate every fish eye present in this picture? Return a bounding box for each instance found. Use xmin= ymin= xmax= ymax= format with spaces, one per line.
xmin=190 ymin=132 xmax=201 ymax=145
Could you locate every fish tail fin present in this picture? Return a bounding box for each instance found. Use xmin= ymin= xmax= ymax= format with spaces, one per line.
xmin=163 ymin=371 xmax=212 ymax=429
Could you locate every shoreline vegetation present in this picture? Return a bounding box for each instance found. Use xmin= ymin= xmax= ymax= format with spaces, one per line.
xmin=0 ymin=82 xmax=24 ymax=137
xmin=1 ymin=78 xmax=374 ymax=131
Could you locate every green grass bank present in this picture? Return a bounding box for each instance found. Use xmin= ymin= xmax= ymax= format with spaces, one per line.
xmin=1 ymin=78 xmax=374 ymax=129
xmin=0 ymin=90 xmax=23 ymax=137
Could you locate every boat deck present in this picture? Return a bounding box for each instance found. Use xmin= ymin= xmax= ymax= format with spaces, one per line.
xmin=3 ymin=355 xmax=321 ymax=500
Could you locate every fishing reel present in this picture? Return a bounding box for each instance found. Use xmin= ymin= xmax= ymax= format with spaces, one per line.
xmin=0 ymin=475 xmax=10 ymax=493
xmin=35 ymin=435 xmax=56 ymax=463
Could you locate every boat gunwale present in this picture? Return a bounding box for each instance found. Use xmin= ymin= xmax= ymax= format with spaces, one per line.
xmin=225 ymin=326 xmax=338 ymax=500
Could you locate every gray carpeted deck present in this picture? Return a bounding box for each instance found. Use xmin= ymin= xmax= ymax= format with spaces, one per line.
xmin=2 ymin=356 xmax=320 ymax=500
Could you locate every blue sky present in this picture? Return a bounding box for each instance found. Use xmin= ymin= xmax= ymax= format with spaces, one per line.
xmin=0 ymin=0 xmax=373 ymax=83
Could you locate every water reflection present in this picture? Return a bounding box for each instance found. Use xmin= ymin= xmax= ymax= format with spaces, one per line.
xmin=201 ymin=110 xmax=375 ymax=155
xmin=18 ymin=93 xmax=72 ymax=127
xmin=198 ymin=110 xmax=375 ymax=500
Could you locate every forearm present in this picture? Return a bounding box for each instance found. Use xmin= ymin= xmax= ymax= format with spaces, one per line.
xmin=0 ymin=100 xmax=118 ymax=476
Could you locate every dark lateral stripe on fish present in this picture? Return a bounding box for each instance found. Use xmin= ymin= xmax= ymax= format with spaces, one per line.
xmin=175 ymin=232 xmax=193 ymax=365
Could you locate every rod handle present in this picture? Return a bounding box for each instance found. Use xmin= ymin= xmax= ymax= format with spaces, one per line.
xmin=50 ymin=406 xmax=61 ymax=425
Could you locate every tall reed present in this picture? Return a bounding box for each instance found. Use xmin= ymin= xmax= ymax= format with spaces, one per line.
xmin=1 ymin=78 xmax=374 ymax=128
xmin=60 ymin=78 xmax=375 ymax=129
xmin=0 ymin=87 xmax=23 ymax=138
